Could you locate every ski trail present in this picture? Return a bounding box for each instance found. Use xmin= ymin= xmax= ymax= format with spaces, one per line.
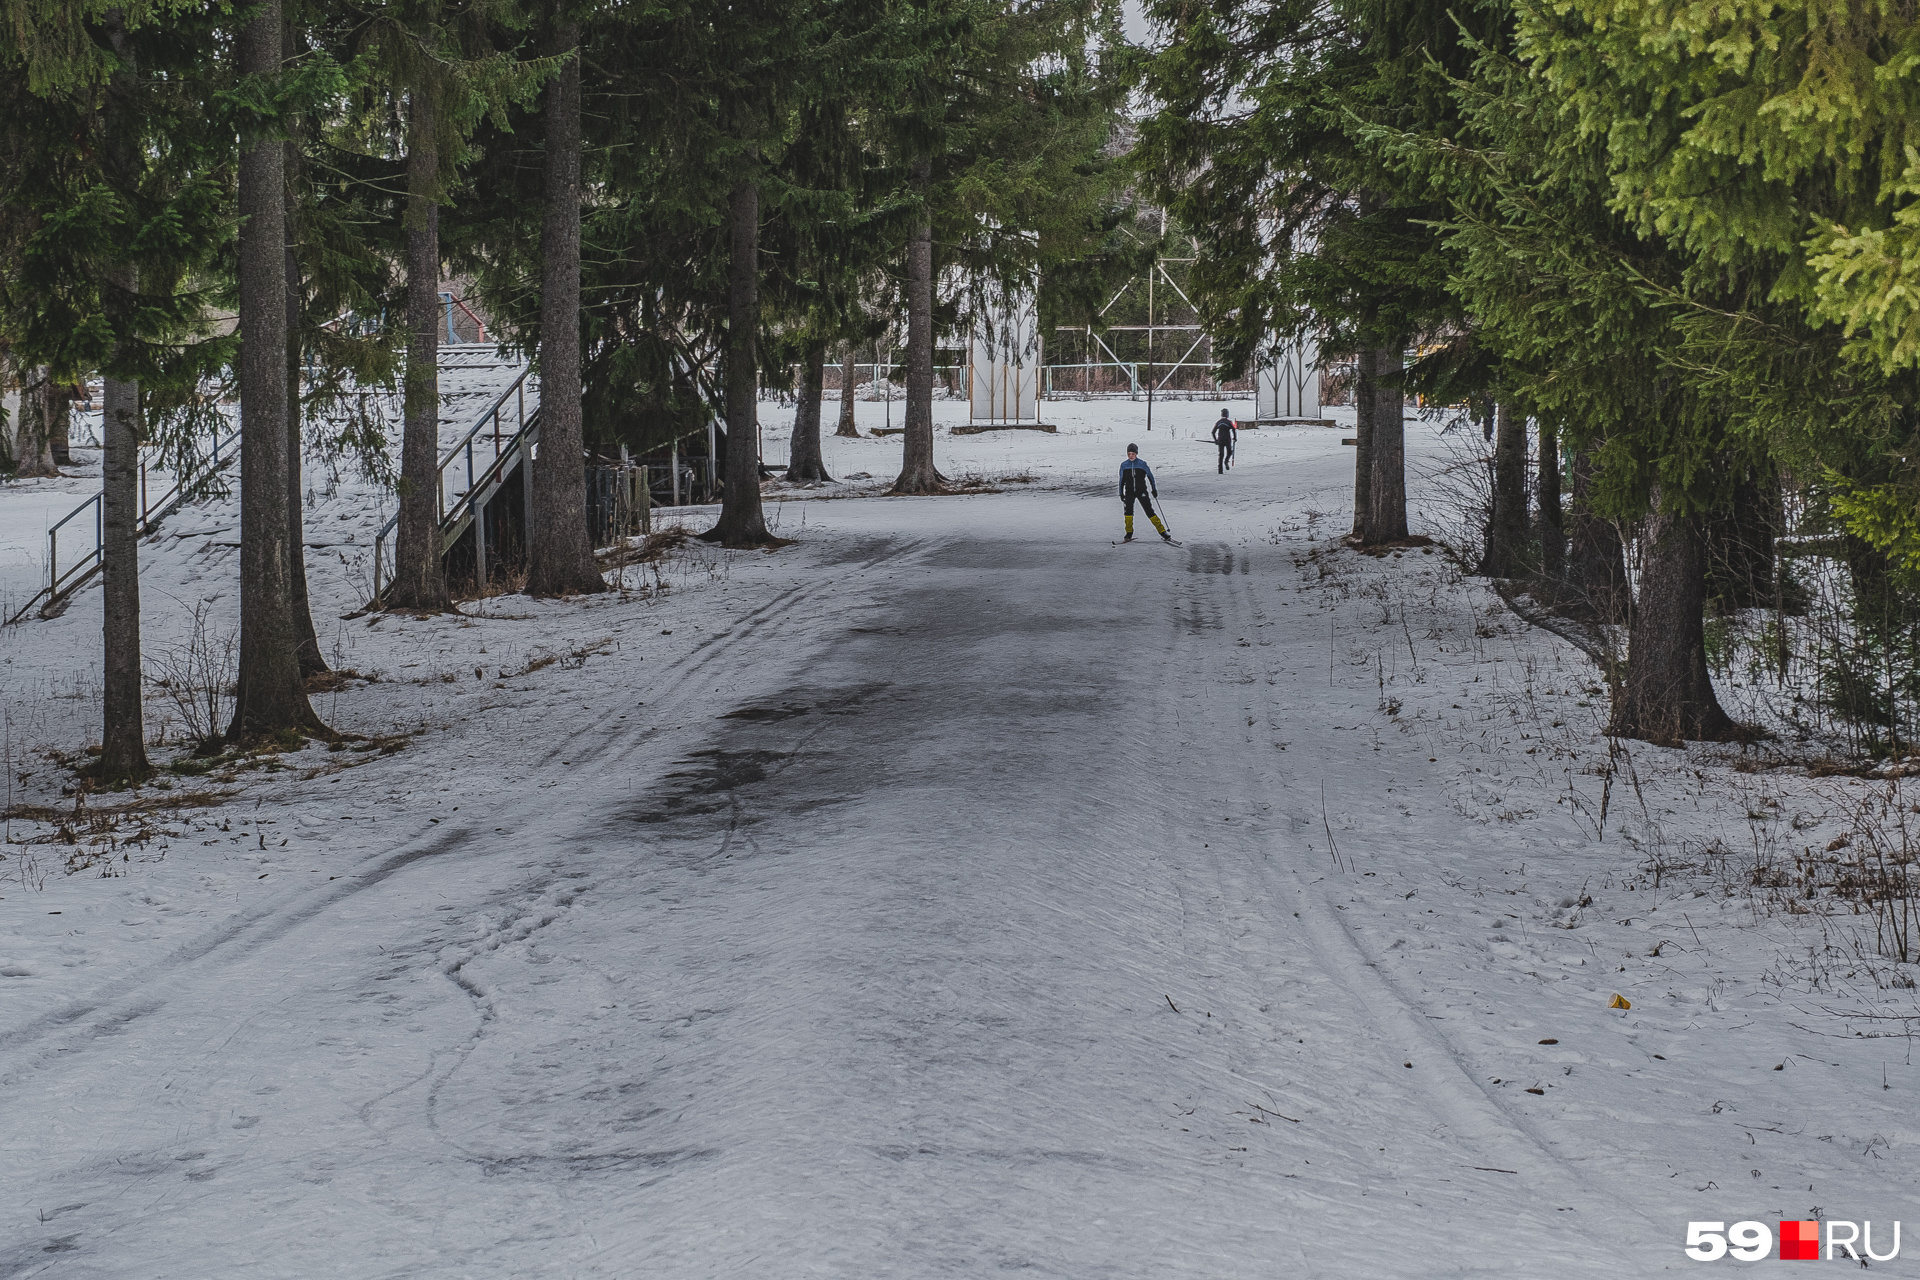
xmin=5 ymin=472 xmax=1847 ymax=1276
xmin=1142 ymin=526 xmax=1652 ymax=1272
xmin=0 ymin=536 xmax=928 ymax=1071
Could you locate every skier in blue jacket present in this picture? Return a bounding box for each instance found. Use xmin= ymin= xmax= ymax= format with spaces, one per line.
xmin=1119 ymin=444 xmax=1171 ymax=542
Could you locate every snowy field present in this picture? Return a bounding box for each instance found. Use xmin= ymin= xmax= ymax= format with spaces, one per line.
xmin=3 ymin=395 xmax=1919 ymax=1276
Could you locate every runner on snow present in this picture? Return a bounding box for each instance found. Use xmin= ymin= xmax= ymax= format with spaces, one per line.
xmin=1119 ymin=444 xmax=1173 ymax=543
xmin=1211 ymin=408 xmax=1238 ymax=473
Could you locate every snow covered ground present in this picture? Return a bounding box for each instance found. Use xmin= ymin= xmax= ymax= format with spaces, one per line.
xmin=3 ymin=395 xmax=1918 ymax=1276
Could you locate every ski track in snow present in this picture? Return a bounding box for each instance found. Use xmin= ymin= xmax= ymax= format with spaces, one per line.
xmin=3 ymin=398 xmax=1919 ymax=1276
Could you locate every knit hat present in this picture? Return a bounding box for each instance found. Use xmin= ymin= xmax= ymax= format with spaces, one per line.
xmin=1126 ymin=443 xmax=1138 ymax=454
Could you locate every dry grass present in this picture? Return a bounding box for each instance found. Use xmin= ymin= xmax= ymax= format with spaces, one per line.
xmin=498 ymin=637 xmax=615 ymax=680
xmin=3 ymin=786 xmax=230 ymax=881
xmin=2 ymin=788 xmax=228 ymax=824
xmin=304 ymin=667 xmax=374 ymax=693
xmin=598 ymin=526 xmax=692 ymax=569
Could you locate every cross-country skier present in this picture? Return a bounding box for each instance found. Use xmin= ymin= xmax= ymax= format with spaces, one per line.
xmin=1211 ymin=408 xmax=1238 ymax=473
xmin=1120 ymin=444 xmax=1171 ymax=542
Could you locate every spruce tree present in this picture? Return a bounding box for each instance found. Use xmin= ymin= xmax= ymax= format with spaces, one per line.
xmin=391 ymin=72 xmax=450 ymax=609
xmin=525 ymin=7 xmax=604 ymax=594
xmin=99 ymin=9 xmax=148 ymax=775
xmin=1136 ymin=0 xmax=1473 ymax=544
xmin=787 ymin=339 xmax=831 ymax=482
xmin=836 ymin=346 xmax=861 ymax=436
xmin=231 ymin=0 xmax=328 ymax=741
xmin=1479 ymin=401 xmax=1528 ymax=578
xmin=1519 ymin=0 xmax=1920 ymax=580
xmin=1 ymin=1 xmax=234 ymax=773
xmin=707 ymin=170 xmax=774 ymax=543
xmin=342 ymin=0 xmax=539 ymax=606
xmin=885 ymin=0 xmax=1129 ymax=497
xmin=1378 ymin=28 xmax=1748 ymax=739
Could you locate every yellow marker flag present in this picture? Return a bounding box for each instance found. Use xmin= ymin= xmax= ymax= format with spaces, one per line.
xmin=1608 ymin=994 xmax=1631 ymax=1010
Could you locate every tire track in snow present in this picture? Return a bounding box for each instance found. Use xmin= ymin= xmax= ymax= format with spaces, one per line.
xmin=0 ymin=531 xmax=931 ymax=1078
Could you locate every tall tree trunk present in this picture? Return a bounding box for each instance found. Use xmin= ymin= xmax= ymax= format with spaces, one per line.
xmin=1704 ymin=472 xmax=1778 ymax=612
xmin=13 ymin=369 xmax=58 ymax=477
xmin=1478 ymin=401 xmax=1528 ymax=576
xmin=99 ymin=365 xmax=147 ymax=776
xmin=49 ymin=384 xmax=71 ymax=464
xmin=1349 ymin=349 xmax=1374 ymax=537
xmin=97 ymin=10 xmax=147 ymax=779
xmin=1609 ymin=487 xmax=1734 ymax=743
xmin=0 ymin=354 xmax=14 ymax=473
xmin=229 ymin=0 xmax=326 ymax=741
xmin=39 ymin=380 xmax=69 ymax=471
xmin=702 ymin=178 xmax=773 ymax=545
xmin=1537 ymin=416 xmax=1564 ymax=584
xmin=1566 ymin=449 xmax=1628 ymax=624
xmin=1359 ymin=341 xmax=1407 ymax=544
xmin=527 ymin=18 xmax=605 ymax=596
xmin=389 ymin=80 xmax=450 ymax=609
xmin=283 ymin=20 xmax=324 ymax=673
xmin=892 ymin=158 xmax=943 ymax=494
xmin=835 ymin=345 xmax=860 ymax=436
xmin=787 ymin=340 xmax=830 ymax=482
xmin=285 ymin=151 xmax=326 ymax=677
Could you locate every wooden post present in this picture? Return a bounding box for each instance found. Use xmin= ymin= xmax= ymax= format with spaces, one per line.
xmin=474 ymin=494 xmax=487 ymax=595
xmin=1146 ymin=267 xmax=1155 ymax=432
xmin=521 ymin=433 xmax=534 ymax=553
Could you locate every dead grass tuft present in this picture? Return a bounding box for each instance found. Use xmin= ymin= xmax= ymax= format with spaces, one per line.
xmin=499 ymin=637 xmax=615 ymax=680
xmin=304 ymin=667 xmax=372 ymax=693
xmin=600 ymin=527 xmax=693 ymax=569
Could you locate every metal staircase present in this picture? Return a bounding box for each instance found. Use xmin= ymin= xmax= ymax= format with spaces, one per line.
xmin=4 ymin=422 xmax=243 ymax=625
xmin=370 ymin=361 xmax=538 ymax=603
xmin=4 ymin=347 xmax=539 ymax=625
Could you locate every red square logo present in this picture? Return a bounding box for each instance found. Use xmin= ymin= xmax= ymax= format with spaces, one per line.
xmin=1780 ymin=1220 xmax=1821 ymax=1260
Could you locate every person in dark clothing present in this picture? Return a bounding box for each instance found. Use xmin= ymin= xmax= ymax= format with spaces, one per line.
xmin=1211 ymin=409 xmax=1238 ymax=473
xmin=1119 ymin=444 xmax=1171 ymax=542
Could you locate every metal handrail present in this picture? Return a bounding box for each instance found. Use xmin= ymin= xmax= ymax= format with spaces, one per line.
xmin=6 ymin=354 xmax=528 ymax=625
xmin=44 ymin=492 xmax=103 ymax=602
xmin=7 ymin=421 xmax=242 ymax=624
xmin=438 ymin=364 xmax=533 ymax=519
xmin=137 ymin=423 xmax=242 ymax=534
